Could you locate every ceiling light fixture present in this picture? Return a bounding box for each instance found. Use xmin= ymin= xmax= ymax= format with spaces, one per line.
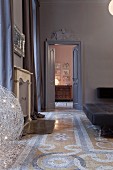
xmin=108 ymin=0 xmax=113 ymax=15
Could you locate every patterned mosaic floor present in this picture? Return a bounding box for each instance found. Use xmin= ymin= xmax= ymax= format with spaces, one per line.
xmin=1 ymin=107 xmax=113 ymax=170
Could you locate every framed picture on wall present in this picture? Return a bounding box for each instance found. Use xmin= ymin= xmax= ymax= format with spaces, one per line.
xmin=62 ymin=75 xmax=70 ymax=85
xmin=63 ymin=75 xmax=70 ymax=81
xmin=62 ymin=69 xmax=70 ymax=76
xmin=14 ymin=25 xmax=25 ymax=58
xmin=62 ymin=62 xmax=70 ymax=69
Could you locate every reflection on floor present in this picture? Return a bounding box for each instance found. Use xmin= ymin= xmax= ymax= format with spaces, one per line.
xmin=1 ymin=107 xmax=113 ymax=170
xmin=55 ymin=101 xmax=73 ymax=108
xmin=23 ymin=119 xmax=55 ymax=135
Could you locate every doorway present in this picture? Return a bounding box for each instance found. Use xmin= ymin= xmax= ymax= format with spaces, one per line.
xmin=52 ymin=44 xmax=74 ymax=109
xmin=45 ymin=40 xmax=82 ymax=110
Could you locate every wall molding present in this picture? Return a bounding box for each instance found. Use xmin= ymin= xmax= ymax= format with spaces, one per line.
xmin=49 ymin=29 xmax=75 ymax=41
xmin=39 ymin=0 xmax=108 ymax=4
xmin=47 ymin=28 xmax=81 ymax=42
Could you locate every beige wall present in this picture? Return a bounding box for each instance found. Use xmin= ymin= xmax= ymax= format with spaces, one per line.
xmin=40 ymin=0 xmax=113 ymax=104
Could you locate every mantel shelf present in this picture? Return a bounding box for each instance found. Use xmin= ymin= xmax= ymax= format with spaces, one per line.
xmin=14 ymin=65 xmax=33 ymax=75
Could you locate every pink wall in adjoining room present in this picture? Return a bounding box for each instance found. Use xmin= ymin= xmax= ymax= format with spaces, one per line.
xmin=51 ymin=45 xmax=75 ymax=85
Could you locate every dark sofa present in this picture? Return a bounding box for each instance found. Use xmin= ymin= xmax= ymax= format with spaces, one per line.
xmin=83 ymin=103 xmax=113 ymax=136
xmin=83 ymin=103 xmax=113 ymax=127
xmin=83 ymin=88 xmax=113 ymax=136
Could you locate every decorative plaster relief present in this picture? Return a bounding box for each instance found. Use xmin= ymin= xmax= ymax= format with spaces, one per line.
xmin=50 ymin=29 xmax=75 ymax=40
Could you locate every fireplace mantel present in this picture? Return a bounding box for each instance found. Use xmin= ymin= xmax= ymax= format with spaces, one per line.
xmin=14 ymin=66 xmax=33 ymax=122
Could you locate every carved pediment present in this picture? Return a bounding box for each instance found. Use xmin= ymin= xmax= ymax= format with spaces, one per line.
xmin=50 ymin=29 xmax=74 ymax=40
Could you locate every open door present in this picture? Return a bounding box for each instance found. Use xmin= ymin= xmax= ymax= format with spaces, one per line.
xmin=73 ymin=45 xmax=82 ymax=110
xmin=45 ymin=40 xmax=82 ymax=110
xmin=45 ymin=42 xmax=55 ymax=110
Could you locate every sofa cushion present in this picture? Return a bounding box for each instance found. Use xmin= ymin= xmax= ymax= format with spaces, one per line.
xmin=83 ymin=103 xmax=113 ymax=127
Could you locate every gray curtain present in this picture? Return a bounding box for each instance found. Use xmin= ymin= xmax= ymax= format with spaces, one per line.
xmin=32 ymin=0 xmax=42 ymax=111
xmin=23 ymin=0 xmax=35 ymax=115
xmin=23 ymin=0 xmax=42 ymax=113
xmin=0 ymin=0 xmax=14 ymax=91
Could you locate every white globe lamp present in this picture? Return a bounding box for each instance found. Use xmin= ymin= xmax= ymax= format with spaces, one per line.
xmin=108 ymin=0 xmax=113 ymax=15
xmin=0 ymin=85 xmax=24 ymax=145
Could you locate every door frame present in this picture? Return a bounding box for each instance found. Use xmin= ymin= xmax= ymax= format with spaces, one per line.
xmin=45 ymin=39 xmax=83 ymax=110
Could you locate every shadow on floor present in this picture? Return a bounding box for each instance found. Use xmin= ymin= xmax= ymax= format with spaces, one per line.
xmin=23 ymin=119 xmax=55 ymax=135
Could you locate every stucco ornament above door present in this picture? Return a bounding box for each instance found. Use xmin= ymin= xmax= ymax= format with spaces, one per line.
xmin=50 ymin=29 xmax=75 ymax=40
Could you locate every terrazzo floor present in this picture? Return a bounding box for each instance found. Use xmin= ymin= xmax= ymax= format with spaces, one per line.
xmin=1 ymin=102 xmax=113 ymax=170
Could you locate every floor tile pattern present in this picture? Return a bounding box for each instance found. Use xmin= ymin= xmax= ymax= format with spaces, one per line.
xmin=1 ymin=105 xmax=113 ymax=170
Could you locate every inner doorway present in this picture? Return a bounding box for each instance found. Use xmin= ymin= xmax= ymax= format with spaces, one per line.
xmin=51 ymin=44 xmax=74 ymax=109
xmin=45 ymin=40 xmax=82 ymax=110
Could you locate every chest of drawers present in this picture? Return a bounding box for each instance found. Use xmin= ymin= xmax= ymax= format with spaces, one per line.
xmin=55 ymin=85 xmax=72 ymax=101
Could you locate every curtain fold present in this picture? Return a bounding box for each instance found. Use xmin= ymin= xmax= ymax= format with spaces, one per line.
xmin=32 ymin=0 xmax=42 ymax=112
xmin=23 ymin=0 xmax=43 ymax=114
xmin=23 ymin=0 xmax=36 ymax=115
xmin=0 ymin=0 xmax=14 ymax=91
